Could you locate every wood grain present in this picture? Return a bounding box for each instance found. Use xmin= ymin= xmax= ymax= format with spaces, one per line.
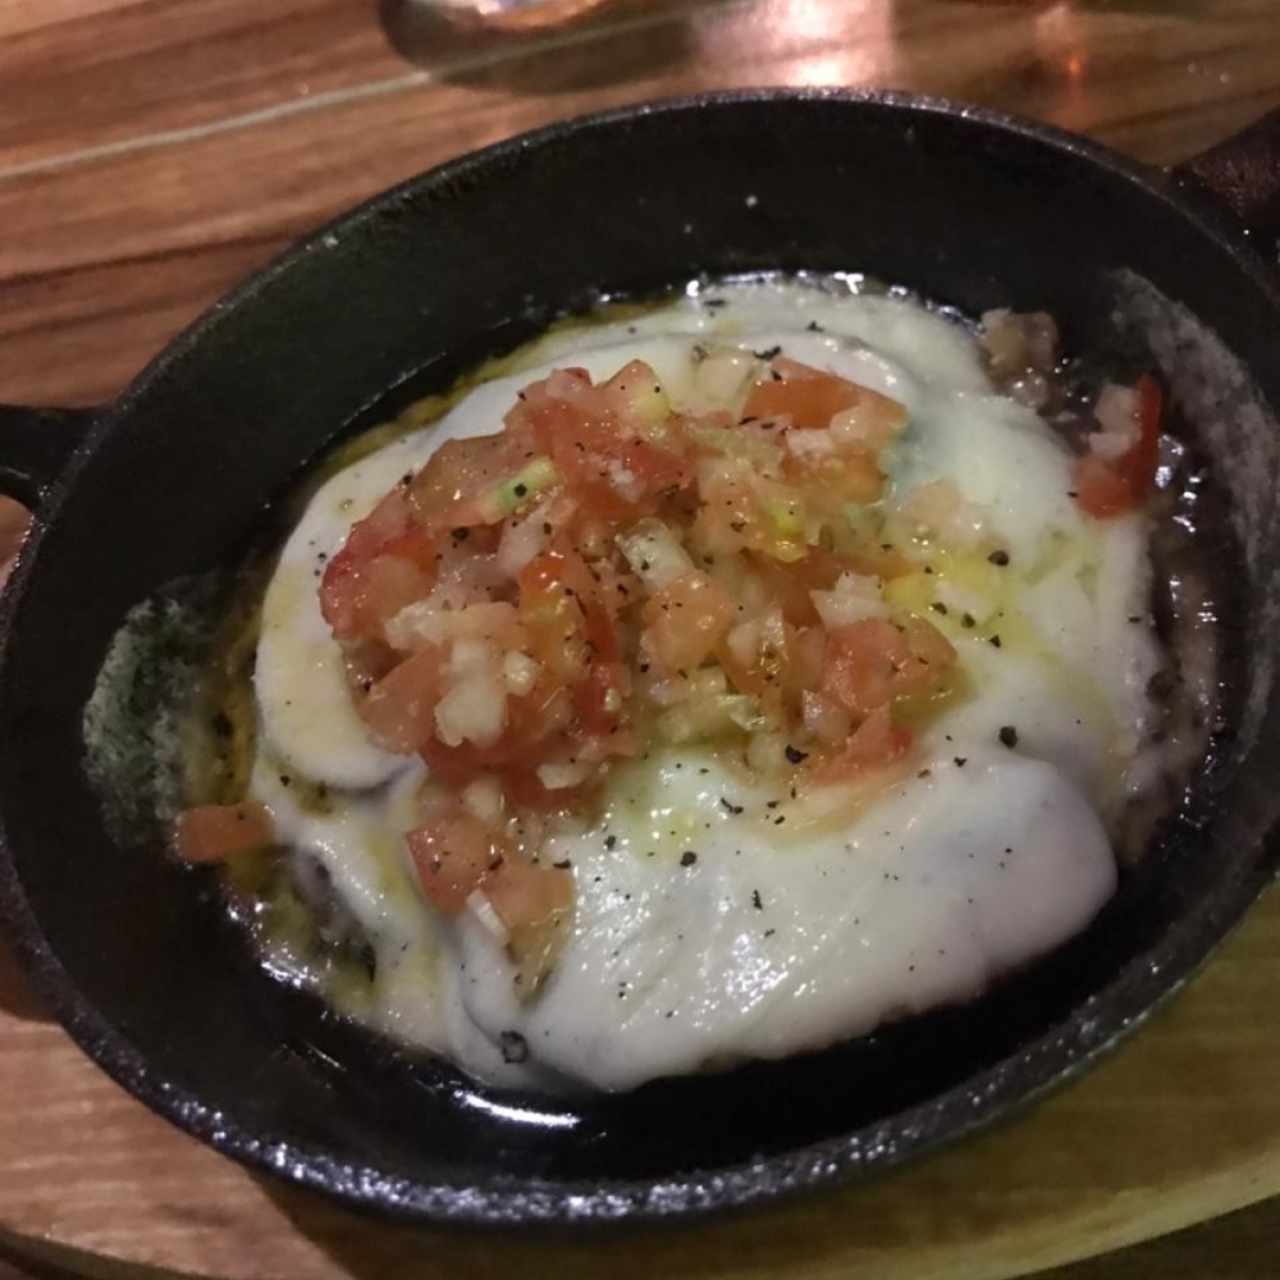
xmin=5 ymin=0 xmax=1280 ymax=406
xmin=4 ymin=0 xmax=1280 ymax=1277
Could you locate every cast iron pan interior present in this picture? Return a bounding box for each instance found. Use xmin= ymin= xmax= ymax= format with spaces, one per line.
xmin=2 ymin=91 xmax=1280 ymax=1224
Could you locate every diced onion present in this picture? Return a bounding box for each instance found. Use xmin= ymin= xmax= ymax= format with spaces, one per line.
xmin=693 ymin=347 xmax=757 ymax=406
xmin=449 ymin=638 xmax=496 ymax=675
xmin=502 ymin=650 xmax=541 ymax=696
xmin=657 ymin=694 xmax=762 ymax=743
xmin=618 ymin=518 xmax=694 ymax=590
xmin=435 ymin=649 xmax=507 ymax=748
xmin=747 ymin=731 xmax=788 ymax=775
xmin=828 ymin=398 xmax=904 ymax=451
xmin=687 ymin=666 xmax=728 ymax=699
xmin=727 ymin=618 xmax=762 ymax=668
xmin=537 ymin=761 xmax=590 ymax=790
xmin=902 ymin=480 xmax=985 ymax=549
xmin=785 ymin=428 xmax=838 ymax=460
xmin=466 ymin=890 xmax=510 ymax=944
xmin=462 ymin=775 xmax=505 ymax=824
xmin=496 ymin=508 xmax=550 ymax=578
xmin=386 ymin=601 xmax=520 ymax=652
xmin=1090 ymin=384 xmax=1140 ymax=458
xmin=602 ymin=460 xmax=642 ymax=502
xmin=434 ymin=675 xmax=506 ymax=748
xmin=646 ymin=674 xmax=692 ymax=707
xmin=760 ymin=605 xmax=787 ymax=657
xmin=810 ymin=572 xmax=886 ymax=629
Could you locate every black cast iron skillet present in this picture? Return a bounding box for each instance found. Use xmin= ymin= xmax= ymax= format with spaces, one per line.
xmin=3 ymin=90 xmax=1280 ymax=1227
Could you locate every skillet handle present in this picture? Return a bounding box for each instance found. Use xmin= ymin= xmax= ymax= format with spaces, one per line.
xmin=1172 ymin=108 xmax=1280 ymax=259
xmin=0 ymin=405 xmax=98 ymax=510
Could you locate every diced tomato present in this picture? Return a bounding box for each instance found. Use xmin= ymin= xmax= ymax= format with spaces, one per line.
xmin=519 ymin=549 xmax=591 ymax=680
xmin=406 ymin=810 xmax=573 ymax=991
xmin=742 ymin=357 xmax=866 ymax=429
xmin=895 ymin=615 xmax=958 ymax=698
xmin=500 ymin=766 xmax=586 ymax=812
xmin=1074 ymin=455 xmax=1136 ymax=518
xmin=784 ymin=447 xmax=883 ymax=506
xmin=719 ymin=606 xmax=787 ymax=700
xmin=512 ymin=365 xmax=690 ymax=521
xmin=519 ymin=545 xmax=627 ymax=741
xmin=417 ymin=680 xmax=574 ymax=783
xmin=408 ymin=422 xmax=542 ymax=532
xmin=173 ymin=803 xmax=274 ymax=863
xmin=574 ymin=660 xmax=630 ymax=739
xmin=790 ymin=624 xmax=827 ymax=691
xmin=693 ymin=465 xmax=809 ymax=564
xmin=320 ymin=485 xmax=439 ymax=644
xmin=822 ymin=614 xmax=955 ymax=717
xmin=822 ymin=619 xmax=903 ymax=716
xmin=746 ymin=549 xmax=874 ymax=627
xmin=406 ymin=812 xmax=506 ymax=914
xmin=592 ymin=558 xmax=643 ymax=621
xmin=379 ymin=527 xmax=441 ymax=573
xmin=358 ymin=645 xmax=446 ymax=753
xmin=483 ymin=854 xmax=574 ymax=992
xmin=1073 ymin=374 xmax=1162 ymax=518
xmin=642 ymin=571 xmax=735 ymax=673
xmin=810 ymin=706 xmax=912 ymax=782
xmin=362 ymin=554 xmax=432 ymax=630
xmin=344 ymin=485 xmax=418 ymax=560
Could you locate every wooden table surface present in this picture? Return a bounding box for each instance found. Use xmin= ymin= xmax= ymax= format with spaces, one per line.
xmin=5 ymin=0 xmax=1280 ymax=1277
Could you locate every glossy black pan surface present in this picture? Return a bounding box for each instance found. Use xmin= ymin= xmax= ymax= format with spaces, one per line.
xmin=2 ymin=90 xmax=1280 ymax=1225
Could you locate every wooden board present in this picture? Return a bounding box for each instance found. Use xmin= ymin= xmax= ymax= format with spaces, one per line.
xmin=4 ymin=1 xmax=1280 ymax=1276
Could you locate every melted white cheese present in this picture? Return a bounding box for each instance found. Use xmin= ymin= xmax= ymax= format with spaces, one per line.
xmin=250 ymin=280 xmax=1161 ymax=1091
xmin=453 ymin=747 xmax=1114 ymax=1089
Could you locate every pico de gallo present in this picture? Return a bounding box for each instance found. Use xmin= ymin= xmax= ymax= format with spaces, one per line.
xmin=175 ymin=334 xmax=1163 ymax=993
